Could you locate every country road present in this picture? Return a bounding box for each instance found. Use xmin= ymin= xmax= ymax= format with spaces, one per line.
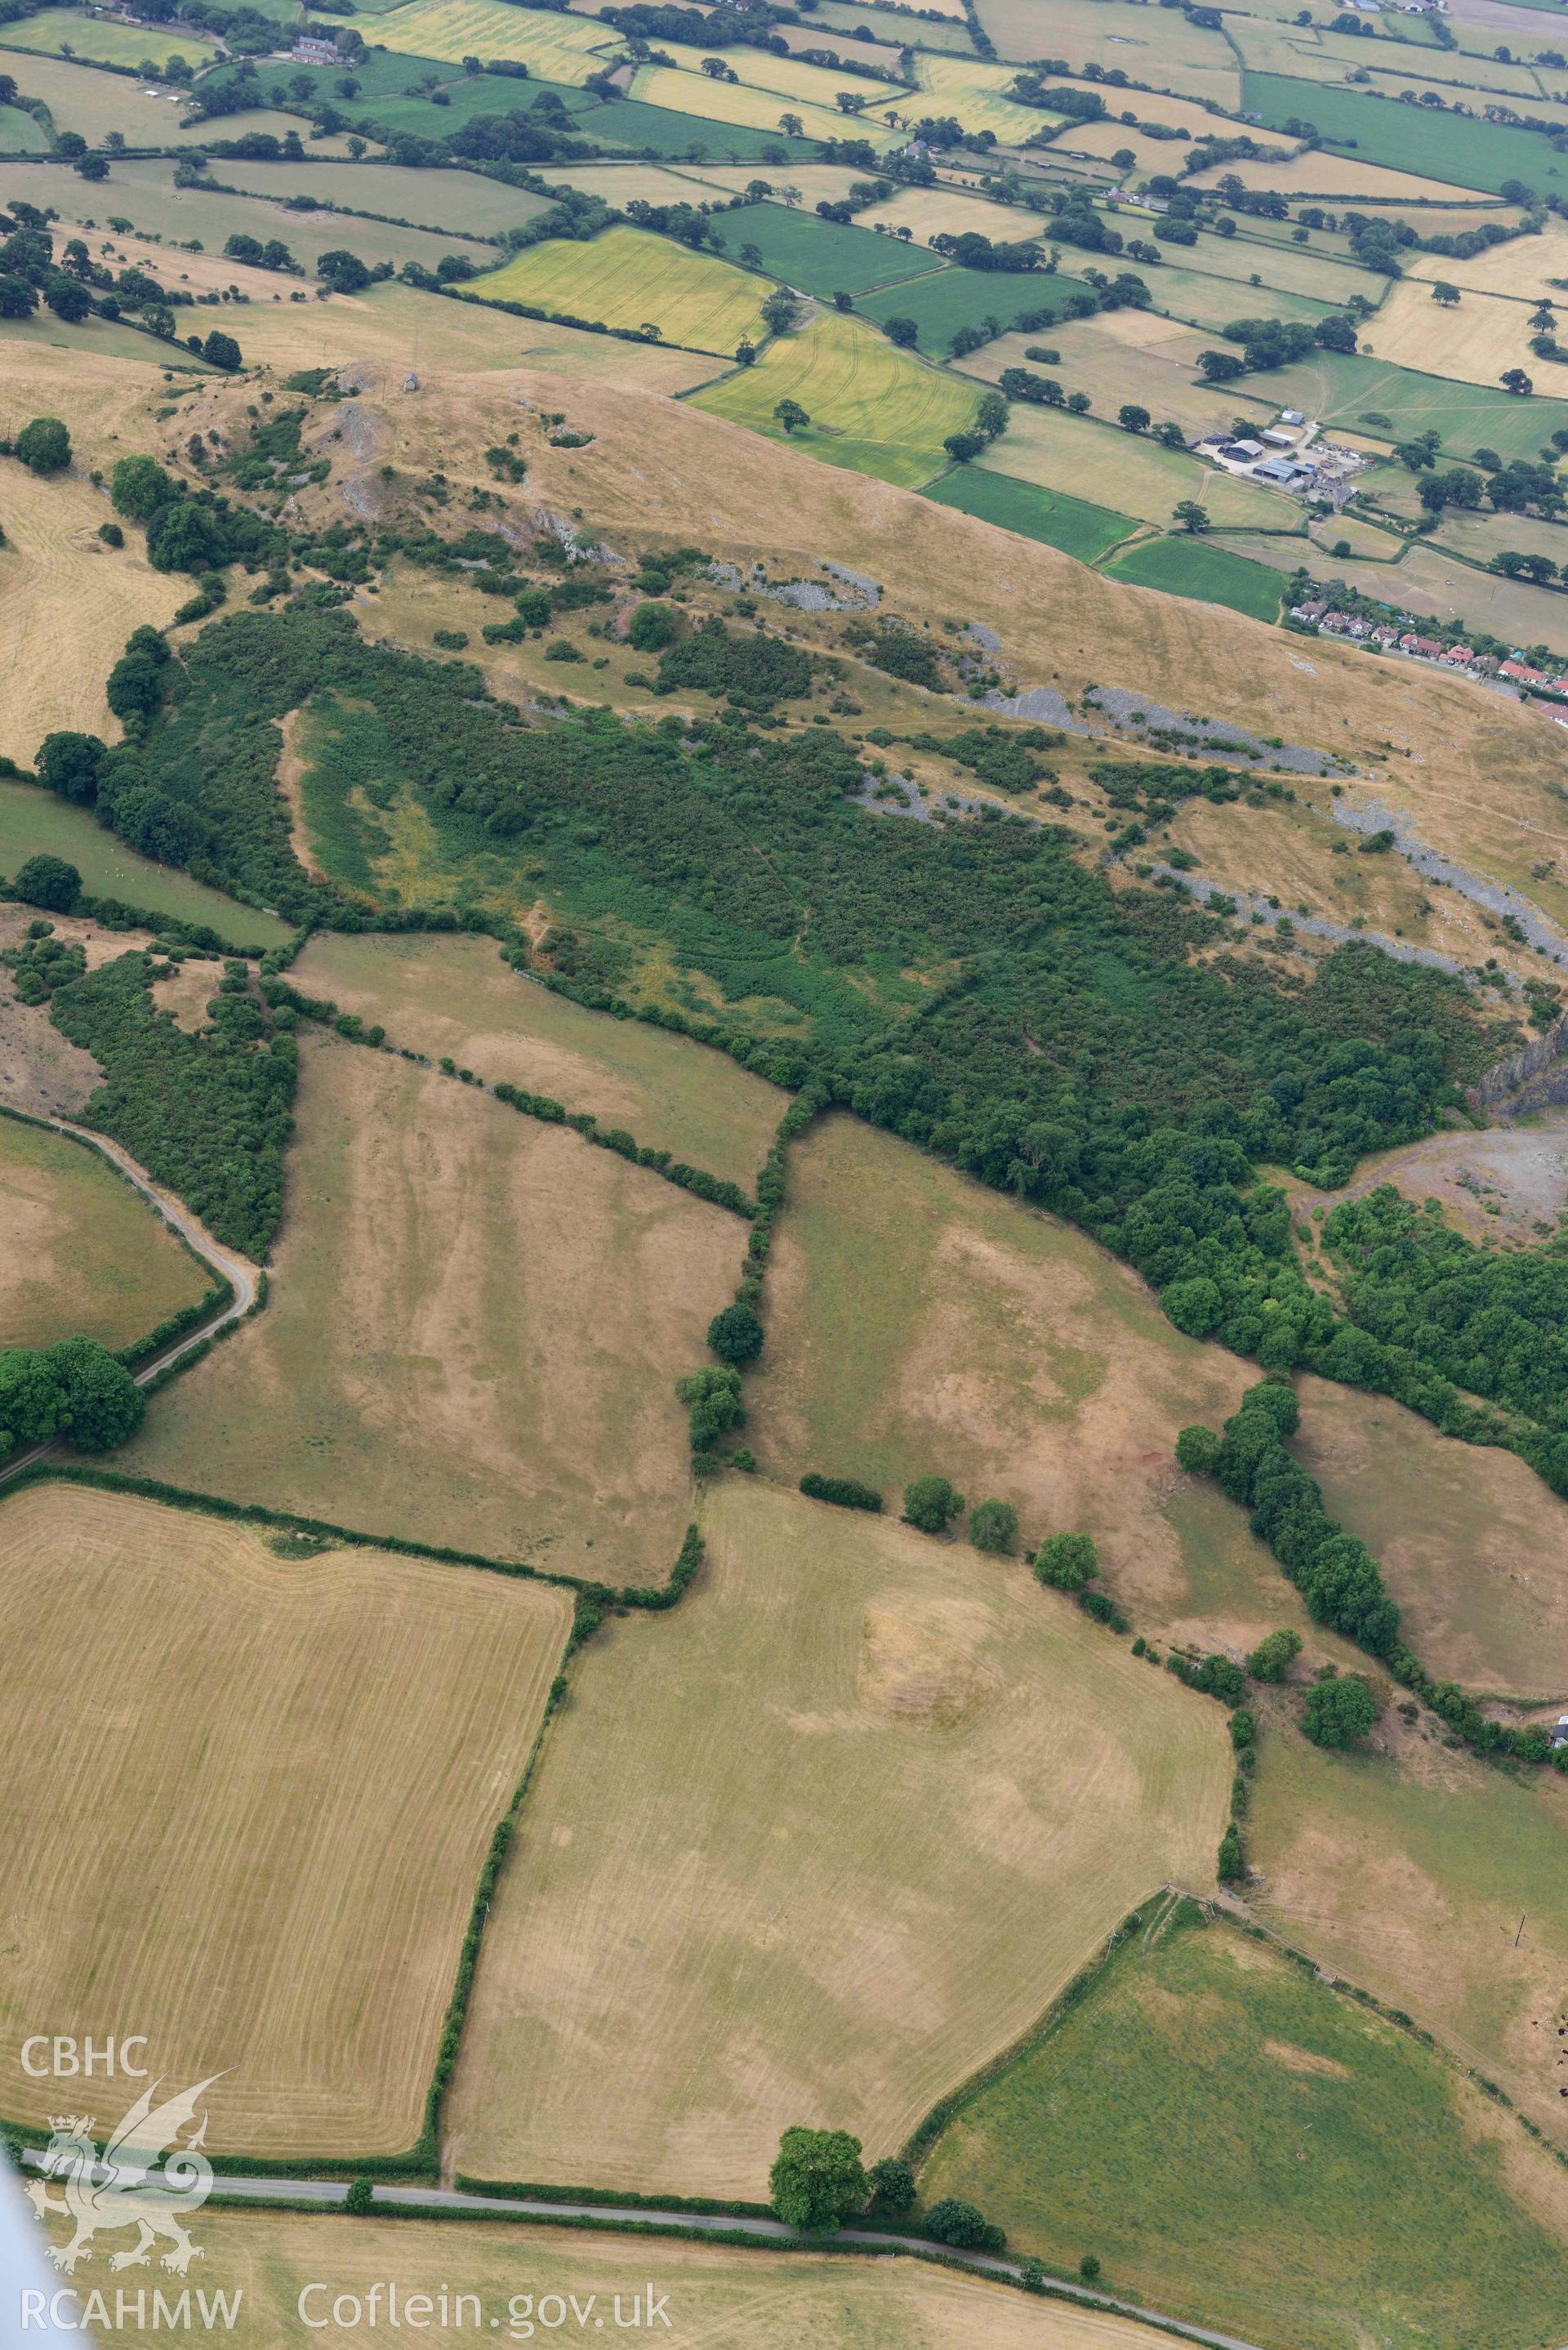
xmin=16 ymin=2164 xmax=1263 ymax=2350
xmin=0 ymin=1109 xmax=260 ymax=1483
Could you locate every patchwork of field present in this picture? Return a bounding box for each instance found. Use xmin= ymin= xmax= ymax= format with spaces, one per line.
xmin=1103 ymin=533 xmax=1285 ymax=621
xmin=536 ymin=159 xmax=738 ymax=208
xmin=626 ymin=62 xmax=870 ymax=148
xmin=1365 ymin=279 xmax=1568 ymax=398
xmin=1239 ymin=347 xmax=1568 ymax=465
xmin=467 ymin=225 xmax=766 ymax=353
xmin=0 ymin=1483 xmax=571 ymax=2152
xmin=444 ymin=1475 xmax=1232 ymax=2194
xmin=1243 ymin=70 xmax=1568 ymax=196
xmin=1251 ymin=1708 xmax=1568 ymax=2143
xmin=1135 ymin=261 xmax=1336 ymax=334
xmin=919 ymin=1907 xmax=1568 ymax=2350
xmin=0 ymin=1114 xmax=207 ymax=1349
xmin=746 ymin=1117 xmax=1263 ymax=1616
xmin=585 ymin=91 xmax=830 ymax=158
xmin=115 ymin=1032 xmax=744 ymax=1580
xmin=0 ymin=5 xmax=217 ymax=66
xmin=1292 ymin=1376 xmax=1568 ymax=1695
xmin=71 ymin=2211 xmax=1187 ymax=2350
xmin=1141 ymin=230 xmax=1377 ymax=310
xmin=924 ymin=465 xmax=1138 ymax=562
xmin=688 ymin=310 xmax=982 ymax=488
xmin=977 ymin=404 xmax=1296 ymax=530
xmin=292 ymin=933 xmax=782 ymax=1190
xmin=1256 ymin=532 xmax=1568 ymax=649
xmin=373 ymin=0 xmax=613 ymax=75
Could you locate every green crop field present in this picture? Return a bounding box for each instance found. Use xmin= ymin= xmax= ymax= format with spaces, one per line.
xmin=375 ymin=0 xmax=615 ymax=77
xmin=0 ymin=7 xmax=217 ymax=68
xmin=688 ymin=308 xmax=982 ymax=486
xmin=922 ymin=465 xmax=1138 ymax=562
xmin=1237 ymin=347 xmax=1568 ymax=466
xmin=0 ymin=783 xmax=292 ymax=949
xmin=1104 ymin=533 xmax=1284 ymax=622
xmin=1243 ymin=70 xmax=1568 ymax=197
xmin=444 ymin=1476 xmax=1231 ymax=2196
xmin=466 ymin=223 xmax=767 ymax=351
xmin=717 ymin=200 xmax=947 ymax=297
xmin=0 ymin=1115 xmax=209 ymax=1352
xmin=857 ymin=264 xmax=1081 ymax=350
xmin=918 ymin=1905 xmax=1568 ymax=2350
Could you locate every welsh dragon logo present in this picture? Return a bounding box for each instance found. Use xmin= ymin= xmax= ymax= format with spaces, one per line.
xmin=25 ymin=2074 xmax=226 ymax=2276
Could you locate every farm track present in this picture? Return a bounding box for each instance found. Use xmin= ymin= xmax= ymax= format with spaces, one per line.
xmin=0 ymin=1108 xmax=258 ymax=1483
xmin=16 ymin=2158 xmax=1267 ymax=2350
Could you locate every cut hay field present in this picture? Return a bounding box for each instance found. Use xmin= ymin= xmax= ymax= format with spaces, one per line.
xmin=0 ymin=1114 xmax=207 ymax=1349
xmin=1103 ymin=533 xmax=1285 ymax=621
xmin=688 ymin=310 xmax=981 ymax=488
xmin=374 ymin=0 xmax=612 ymax=75
xmin=923 ymin=464 xmax=1138 ymax=562
xmin=1291 ymin=1375 xmax=1568 ymax=1695
xmin=536 ymin=159 xmax=737 ymax=208
xmin=856 ymin=183 xmax=1038 ymax=246
xmin=715 ymin=199 xmax=947 ymax=297
xmin=77 ymin=2212 xmax=1183 ymax=2350
xmin=466 ymin=225 xmax=766 ymax=353
xmin=1185 ymin=150 xmax=1482 ymax=205
xmin=0 ymin=445 xmax=187 ymax=765
xmin=626 ymin=62 xmax=868 ymax=148
xmin=975 ymin=404 xmax=1295 ymax=530
xmin=908 ymin=51 xmax=1059 ymax=145
xmin=0 ymin=781 xmax=292 ymax=947
xmin=746 ymin=1117 xmax=1264 ymax=1625
xmin=918 ymin=1906 xmax=1568 ymax=2350
xmin=292 ymin=932 xmax=782 ymax=1189
xmin=1243 ymin=70 xmax=1568 ymax=197
xmin=650 ymin=34 xmax=913 ymax=118
xmin=1406 ymin=216 xmax=1568 ymax=300
xmin=973 ymin=0 xmax=1240 ymax=106
xmin=961 ymin=312 xmax=1269 ymax=443
xmin=1251 ymin=1710 xmax=1568 ymax=2145
xmin=0 ymin=6 xmax=216 ymax=67
xmin=115 ymin=1032 xmax=743 ymax=1580
xmin=444 ymin=1475 xmax=1231 ymax=2195
xmin=0 ymin=1482 xmax=571 ymax=2152
xmin=1363 ymin=279 xmax=1568 ymax=399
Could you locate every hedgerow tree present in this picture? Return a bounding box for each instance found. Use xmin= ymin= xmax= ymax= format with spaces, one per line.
xmin=676 ymin=1363 xmax=743 ymax=1451
xmin=707 ymin=1300 xmax=764 ymax=1365
xmin=867 ymin=2157 xmax=915 ymax=2214
xmin=969 ymin=1498 xmax=1018 ymax=1554
xmin=1033 ymin=1532 xmax=1098 ymax=1590
xmin=768 ymin=2127 xmax=867 ymax=2232
xmin=903 ymin=1474 xmax=964 ymax=1533
xmin=1303 ymin=1672 xmax=1378 ymax=1748
xmin=16 ymin=416 xmax=70 ymax=475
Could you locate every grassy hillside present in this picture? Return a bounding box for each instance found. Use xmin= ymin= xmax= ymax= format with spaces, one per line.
xmin=918 ymin=1903 xmax=1568 ymax=2350
xmin=0 ymin=1113 xmax=208 ymax=1349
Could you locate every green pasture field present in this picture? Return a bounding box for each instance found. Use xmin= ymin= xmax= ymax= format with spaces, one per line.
xmin=201 ymin=155 xmax=549 ymax=241
xmin=0 ymin=782 xmax=292 ymax=949
xmin=1103 ymin=533 xmax=1285 ymax=621
xmin=688 ymin=308 xmax=982 ymax=486
xmin=856 ymin=263 xmax=1084 ymax=348
xmin=918 ymin=1905 xmax=1568 ymax=2350
xmin=922 ymin=464 xmax=1138 ymax=562
xmin=0 ymin=101 xmax=46 ymax=150
xmin=576 ymin=93 xmax=826 ymax=158
xmin=0 ymin=1115 xmax=209 ymax=1352
xmin=338 ymin=72 xmax=599 ymax=140
xmin=292 ymin=930 xmax=782 ymax=1191
xmin=1243 ymin=70 xmax=1568 ymax=198
xmin=1139 ymin=229 xmax=1376 ymax=311
xmin=0 ymin=7 xmax=218 ymax=69
xmin=716 ymin=200 xmax=947 ymax=297
xmin=467 ymin=222 xmax=766 ymax=350
xmin=1238 ymin=346 xmax=1568 ymax=465
xmin=0 ymin=51 xmax=188 ymax=143
xmin=1137 ymin=262 xmax=1336 ymax=333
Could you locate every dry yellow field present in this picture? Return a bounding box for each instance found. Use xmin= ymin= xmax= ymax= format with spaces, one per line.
xmin=0 ymin=1483 xmax=570 ymax=2152
xmin=445 ymin=1476 xmax=1232 ymax=2194
xmin=1406 ymin=217 xmax=1568 ymax=299
xmin=652 ymin=35 xmax=912 ymax=114
xmin=1185 ymin=151 xmax=1469 ymax=203
xmin=1250 ymin=1703 xmax=1568 ymax=2146
xmin=856 ymin=182 xmax=1045 ymax=245
xmin=962 ymin=312 xmax=1265 ymax=443
xmin=73 ymin=2210 xmax=1184 ymax=2350
xmin=626 ymin=63 xmax=866 ymax=147
xmin=115 ymin=1032 xmax=745 ymax=1581
xmin=466 ymin=225 xmax=766 ymax=355
xmin=1361 ymin=279 xmax=1568 ymax=399
xmin=908 ymin=51 xmax=1057 ymax=145
xmin=0 ymin=362 xmax=185 ymax=759
xmin=977 ymin=399 xmax=1295 ymax=530
xmin=374 ymin=0 xmax=613 ymax=76
xmin=0 ymin=1113 xmax=208 ymax=1349
xmin=973 ymin=0 xmax=1240 ymax=107
xmin=292 ymin=933 xmax=782 ymax=1189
